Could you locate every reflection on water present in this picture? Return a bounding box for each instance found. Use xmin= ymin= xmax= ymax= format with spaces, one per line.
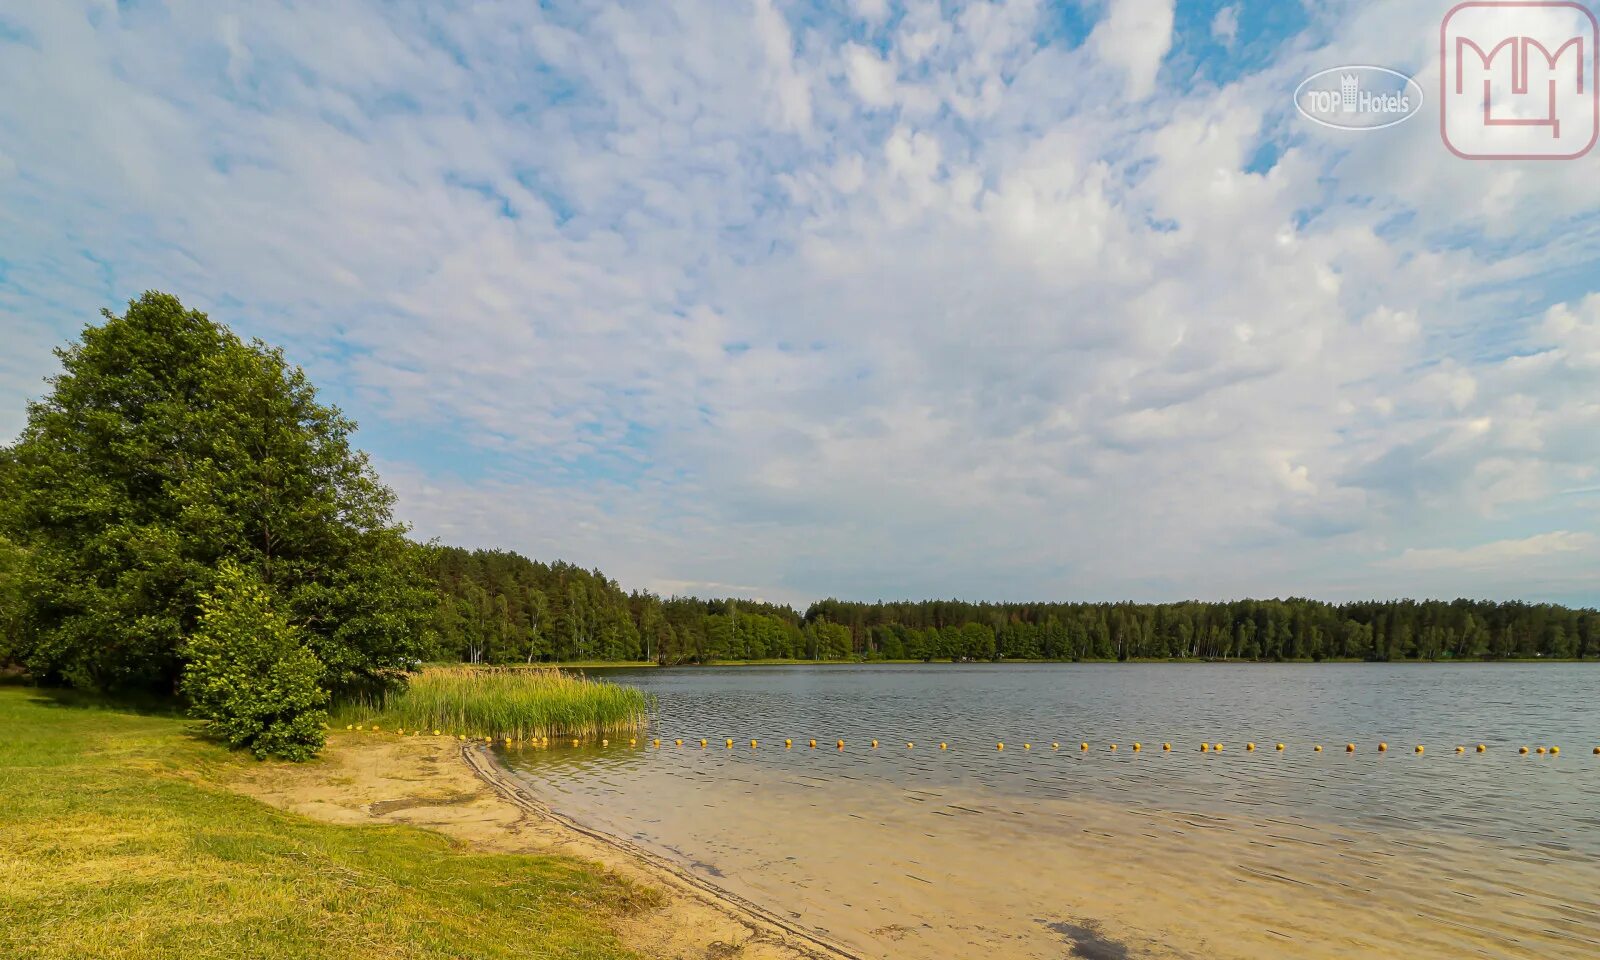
xmin=500 ymin=664 xmax=1600 ymax=959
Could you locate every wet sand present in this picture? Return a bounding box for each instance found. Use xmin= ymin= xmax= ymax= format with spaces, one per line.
xmin=504 ymin=746 xmax=1600 ymax=960
xmin=228 ymin=732 xmax=857 ymax=960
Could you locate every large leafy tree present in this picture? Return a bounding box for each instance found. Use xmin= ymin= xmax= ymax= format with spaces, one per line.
xmin=0 ymin=291 xmax=430 ymax=696
xmin=0 ymin=535 xmax=24 ymax=665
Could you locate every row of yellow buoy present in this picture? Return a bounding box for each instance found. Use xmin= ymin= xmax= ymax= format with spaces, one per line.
xmin=343 ymin=726 xmax=1591 ymax=756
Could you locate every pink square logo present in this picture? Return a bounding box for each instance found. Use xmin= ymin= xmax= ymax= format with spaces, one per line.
xmin=1441 ymin=1 xmax=1600 ymax=159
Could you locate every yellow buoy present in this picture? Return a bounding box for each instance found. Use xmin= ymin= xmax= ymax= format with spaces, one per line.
xmin=1275 ymin=743 xmax=1285 ymax=751
xmin=346 ymin=725 xmax=353 ymax=731
xmin=1246 ymin=742 xmax=1255 ymax=751
xmin=1024 ymin=743 xmax=1031 ymax=750
xmin=1214 ymin=743 xmax=1224 ymax=752
xmin=1550 ymin=746 xmax=1559 ymax=755
xmin=372 ymin=725 xmax=380 ymax=732
xmin=1080 ymin=742 xmax=1089 ymax=751
xmin=1519 ymin=746 xmax=1529 ymax=754
xmin=1132 ymin=742 xmax=1142 ymax=752
xmin=433 ymin=730 xmax=441 ymax=736
xmin=1346 ymin=743 xmax=1355 ymax=753
xmin=355 ymin=725 xmax=363 ymax=731
xmin=1163 ymin=742 xmax=1171 ymax=751
xmin=871 ymin=740 xmax=879 ymax=749
xmin=997 ymin=742 xmax=1005 ymax=751
xmin=1593 ymin=746 xmax=1599 ymax=754
xmin=1454 ymin=746 xmax=1464 ymax=753
xmin=1536 ymin=746 xmax=1546 ymax=755
xmin=837 ymin=739 xmax=845 ymax=750
xmin=1052 ymin=742 xmax=1060 ymax=750
xmin=940 ymin=742 xmax=948 ymax=750
xmin=571 ymin=739 xmax=579 ymax=747
xmin=907 ymin=742 xmax=914 ymax=749
xmin=700 ymin=738 xmax=708 ymax=748
xmin=750 ymin=739 xmax=758 ymax=749
xmin=1415 ymin=745 xmax=1424 ymax=754
xmin=1108 ymin=743 xmax=1117 ymax=751
xmin=1378 ymin=742 xmax=1388 ymax=752
xmin=1200 ymin=743 xmax=1210 ymax=753
xmin=1314 ymin=745 xmax=1323 ymax=752
xmin=653 ymin=739 xmax=661 ymax=748
xmin=675 ymin=738 xmax=684 ymax=746
xmin=458 ymin=735 xmax=466 ymax=741
xmin=630 ymin=738 xmax=637 ymax=746
xmin=725 ymin=738 xmax=733 ymax=748
xmin=602 ymin=739 xmax=610 ymax=747
xmin=785 ymin=738 xmax=792 ymax=748
xmin=1476 ymin=744 xmax=1486 ymax=752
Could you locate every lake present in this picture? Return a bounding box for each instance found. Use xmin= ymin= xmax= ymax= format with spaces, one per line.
xmin=499 ymin=663 xmax=1600 ymax=959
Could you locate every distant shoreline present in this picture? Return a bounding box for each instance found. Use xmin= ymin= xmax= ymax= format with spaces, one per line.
xmin=507 ymin=656 xmax=1597 ymax=669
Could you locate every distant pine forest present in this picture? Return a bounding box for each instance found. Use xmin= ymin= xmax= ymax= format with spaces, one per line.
xmin=423 ymin=546 xmax=1599 ymax=665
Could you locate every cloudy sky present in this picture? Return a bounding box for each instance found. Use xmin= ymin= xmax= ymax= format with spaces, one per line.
xmin=1 ymin=0 xmax=1596 ymax=608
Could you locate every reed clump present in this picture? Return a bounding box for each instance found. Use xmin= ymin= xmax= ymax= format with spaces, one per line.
xmin=352 ymin=666 xmax=652 ymax=740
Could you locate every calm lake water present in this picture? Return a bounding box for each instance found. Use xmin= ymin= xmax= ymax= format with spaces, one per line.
xmin=500 ymin=664 xmax=1600 ymax=959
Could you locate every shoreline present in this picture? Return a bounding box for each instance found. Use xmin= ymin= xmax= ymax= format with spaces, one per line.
xmin=229 ymin=731 xmax=858 ymax=960
xmin=462 ymin=745 xmax=864 ymax=960
xmin=485 ymin=657 xmax=1599 ymax=669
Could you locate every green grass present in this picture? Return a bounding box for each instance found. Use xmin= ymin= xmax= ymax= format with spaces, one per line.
xmin=340 ymin=666 xmax=652 ymax=741
xmin=0 ymin=683 xmax=648 ymax=960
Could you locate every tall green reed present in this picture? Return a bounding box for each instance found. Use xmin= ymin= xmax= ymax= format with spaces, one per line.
xmin=341 ymin=666 xmax=652 ymax=740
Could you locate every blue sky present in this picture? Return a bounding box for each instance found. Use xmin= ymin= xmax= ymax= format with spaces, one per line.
xmin=1 ymin=0 xmax=1597 ymax=608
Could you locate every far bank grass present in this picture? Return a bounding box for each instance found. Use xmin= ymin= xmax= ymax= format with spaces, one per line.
xmin=340 ymin=666 xmax=652 ymax=740
xmin=0 ymin=684 xmax=647 ymax=960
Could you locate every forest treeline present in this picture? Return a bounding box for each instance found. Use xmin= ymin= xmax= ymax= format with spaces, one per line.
xmin=423 ymin=546 xmax=1600 ymax=664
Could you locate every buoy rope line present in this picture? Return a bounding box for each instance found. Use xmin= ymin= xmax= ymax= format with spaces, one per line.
xmin=340 ymin=728 xmax=1587 ymax=757
xmin=461 ymin=744 xmax=865 ymax=960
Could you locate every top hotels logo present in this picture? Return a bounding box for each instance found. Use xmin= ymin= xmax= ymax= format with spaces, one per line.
xmin=1295 ymin=66 xmax=1424 ymax=130
xmin=1441 ymin=1 xmax=1600 ymax=159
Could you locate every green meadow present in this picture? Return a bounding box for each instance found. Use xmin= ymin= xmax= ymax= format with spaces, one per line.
xmin=0 ymin=684 xmax=650 ymax=960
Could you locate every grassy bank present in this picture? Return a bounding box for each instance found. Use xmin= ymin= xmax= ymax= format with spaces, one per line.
xmin=0 ymin=684 xmax=649 ymax=960
xmin=341 ymin=666 xmax=653 ymax=740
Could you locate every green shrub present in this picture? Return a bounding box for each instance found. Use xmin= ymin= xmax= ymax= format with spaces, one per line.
xmin=182 ymin=562 xmax=328 ymax=760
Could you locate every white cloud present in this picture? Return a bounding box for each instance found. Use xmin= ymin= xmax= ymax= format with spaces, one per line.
xmin=1089 ymin=0 xmax=1176 ymax=101
xmin=850 ymin=0 xmax=892 ymax=26
xmin=844 ymin=42 xmax=898 ymax=108
xmin=1211 ymin=6 xmax=1240 ymax=45
xmin=1383 ymin=532 xmax=1597 ymax=572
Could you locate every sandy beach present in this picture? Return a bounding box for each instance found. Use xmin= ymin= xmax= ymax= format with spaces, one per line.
xmin=229 ymin=733 xmax=858 ymax=960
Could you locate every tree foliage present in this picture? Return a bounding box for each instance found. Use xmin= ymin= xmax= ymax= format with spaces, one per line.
xmin=805 ymin=597 xmax=1600 ymax=662
xmin=182 ymin=561 xmax=328 ymax=760
xmin=0 ymin=292 xmax=431 ymax=696
xmin=0 ymin=536 xmax=24 ymax=666
xmin=425 ymin=547 xmax=1599 ymax=665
